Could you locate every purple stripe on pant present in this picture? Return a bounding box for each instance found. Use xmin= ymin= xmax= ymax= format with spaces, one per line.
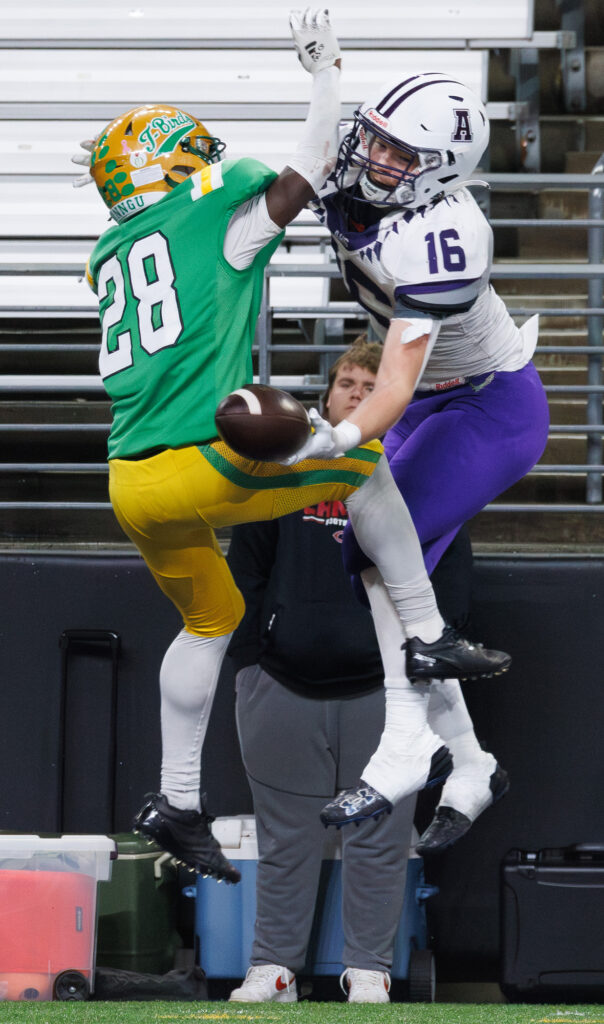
xmin=343 ymin=361 xmax=550 ymax=578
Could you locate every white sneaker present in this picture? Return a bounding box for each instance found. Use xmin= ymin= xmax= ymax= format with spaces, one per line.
xmin=229 ymin=964 xmax=297 ymax=1003
xmin=340 ymin=968 xmax=391 ymax=1003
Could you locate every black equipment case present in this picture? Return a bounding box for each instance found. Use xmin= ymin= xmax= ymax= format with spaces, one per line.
xmin=500 ymin=844 xmax=604 ymax=1002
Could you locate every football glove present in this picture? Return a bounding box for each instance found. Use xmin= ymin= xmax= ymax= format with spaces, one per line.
xmin=71 ymin=139 xmax=95 ymax=188
xmin=280 ymin=408 xmax=361 ymax=464
xmin=289 ymin=8 xmax=341 ymax=74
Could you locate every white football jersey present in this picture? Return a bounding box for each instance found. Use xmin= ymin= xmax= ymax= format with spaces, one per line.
xmin=311 ymin=180 xmax=537 ymax=388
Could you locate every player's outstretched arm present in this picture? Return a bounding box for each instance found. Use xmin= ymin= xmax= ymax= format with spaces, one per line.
xmin=265 ymin=7 xmax=341 ymax=228
xmin=345 ymin=320 xmax=433 ymax=443
xmin=282 ymin=317 xmax=437 ymax=464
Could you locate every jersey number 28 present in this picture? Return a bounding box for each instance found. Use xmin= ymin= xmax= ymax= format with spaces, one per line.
xmin=97 ymin=231 xmax=183 ymax=379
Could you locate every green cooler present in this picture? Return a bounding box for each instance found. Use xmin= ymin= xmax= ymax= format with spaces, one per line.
xmin=96 ymin=833 xmax=182 ymax=974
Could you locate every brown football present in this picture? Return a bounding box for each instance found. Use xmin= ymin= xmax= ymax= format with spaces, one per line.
xmin=215 ymin=383 xmax=310 ymax=461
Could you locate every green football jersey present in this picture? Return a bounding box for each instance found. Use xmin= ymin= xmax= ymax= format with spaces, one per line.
xmin=87 ymin=158 xmax=284 ymax=458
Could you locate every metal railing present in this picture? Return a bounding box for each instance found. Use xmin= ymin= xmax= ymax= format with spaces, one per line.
xmin=251 ymin=165 xmax=604 ymax=510
xmin=1 ymin=167 xmax=604 ymax=521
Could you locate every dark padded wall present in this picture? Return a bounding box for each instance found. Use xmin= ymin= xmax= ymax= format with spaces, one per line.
xmin=420 ymin=555 xmax=604 ymax=980
xmin=1 ymin=551 xmax=602 ymax=979
xmin=0 ymin=552 xmax=251 ymax=835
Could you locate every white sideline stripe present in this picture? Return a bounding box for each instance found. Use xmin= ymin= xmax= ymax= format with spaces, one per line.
xmin=231 ymin=388 xmax=262 ymax=414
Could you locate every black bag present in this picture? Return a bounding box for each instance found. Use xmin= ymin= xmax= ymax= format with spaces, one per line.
xmin=58 ymin=628 xmax=121 ymax=832
xmin=93 ymin=966 xmax=208 ymax=1001
xmin=501 ymin=844 xmax=604 ymax=1002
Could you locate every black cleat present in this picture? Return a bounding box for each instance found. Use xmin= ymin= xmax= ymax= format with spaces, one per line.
xmin=416 ymin=806 xmax=472 ymax=855
xmin=489 ymin=763 xmax=511 ymax=803
xmin=133 ymin=793 xmax=241 ymax=884
xmin=320 ymin=746 xmax=453 ymax=827
xmin=405 ymin=625 xmax=511 ymax=682
xmin=425 ymin=744 xmax=455 ymax=789
xmin=320 ymin=782 xmax=393 ymax=827
xmin=416 ymin=763 xmax=510 ymax=856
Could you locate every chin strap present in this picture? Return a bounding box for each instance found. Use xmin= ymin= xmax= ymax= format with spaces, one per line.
xmin=359 ymin=171 xmax=413 ymax=208
xmin=463 ymin=179 xmax=490 ymax=190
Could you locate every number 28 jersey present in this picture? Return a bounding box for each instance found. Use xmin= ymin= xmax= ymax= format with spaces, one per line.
xmin=87 ymin=158 xmax=282 ymax=459
xmin=311 ymin=182 xmax=537 ymax=387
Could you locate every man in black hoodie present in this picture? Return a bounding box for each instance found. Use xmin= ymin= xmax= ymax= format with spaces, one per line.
xmin=227 ymin=338 xmax=486 ymax=1004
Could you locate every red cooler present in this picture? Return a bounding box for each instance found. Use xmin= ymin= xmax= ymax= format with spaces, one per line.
xmin=0 ymin=835 xmax=116 ymax=1001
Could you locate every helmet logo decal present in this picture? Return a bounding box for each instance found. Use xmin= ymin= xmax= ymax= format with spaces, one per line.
xmin=130 ymin=150 xmax=148 ymax=169
xmin=138 ymin=113 xmax=196 ymax=157
xmin=366 ymin=108 xmax=389 ymax=130
xmin=452 ymin=109 xmax=472 ymax=143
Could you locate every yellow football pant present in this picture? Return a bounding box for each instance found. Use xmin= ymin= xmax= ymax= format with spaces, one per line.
xmin=108 ymin=439 xmax=382 ymax=638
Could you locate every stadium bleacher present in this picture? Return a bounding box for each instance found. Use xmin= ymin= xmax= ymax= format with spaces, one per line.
xmin=2 ymin=0 xmax=601 ymax=539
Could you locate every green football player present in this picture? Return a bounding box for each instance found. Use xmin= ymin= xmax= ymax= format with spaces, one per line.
xmin=76 ymin=8 xmax=508 ymax=883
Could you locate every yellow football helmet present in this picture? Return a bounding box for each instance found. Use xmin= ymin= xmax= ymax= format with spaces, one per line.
xmin=90 ymin=104 xmax=225 ymax=223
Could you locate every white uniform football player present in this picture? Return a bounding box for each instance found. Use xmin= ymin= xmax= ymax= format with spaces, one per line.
xmin=287 ymin=74 xmax=549 ymax=849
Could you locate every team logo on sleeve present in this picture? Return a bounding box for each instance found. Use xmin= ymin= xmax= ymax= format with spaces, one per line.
xmin=452 ymin=109 xmax=473 ymax=143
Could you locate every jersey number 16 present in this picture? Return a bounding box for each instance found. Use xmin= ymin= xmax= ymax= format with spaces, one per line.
xmin=424 ymin=229 xmax=466 ymax=274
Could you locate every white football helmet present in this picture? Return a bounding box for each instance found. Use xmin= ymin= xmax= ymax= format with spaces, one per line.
xmin=336 ymin=72 xmax=489 ymax=209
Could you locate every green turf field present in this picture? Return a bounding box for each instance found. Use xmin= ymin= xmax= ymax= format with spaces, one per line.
xmin=0 ymin=1003 xmax=602 ymax=1024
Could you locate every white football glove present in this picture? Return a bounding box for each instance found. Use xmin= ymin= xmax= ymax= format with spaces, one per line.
xmin=281 ymin=408 xmax=361 ymax=465
xmin=289 ymin=8 xmax=341 ymax=74
xmin=71 ymin=139 xmax=95 ymax=188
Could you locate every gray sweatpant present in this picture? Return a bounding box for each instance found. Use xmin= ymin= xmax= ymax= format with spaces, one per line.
xmin=235 ymin=665 xmax=417 ymax=974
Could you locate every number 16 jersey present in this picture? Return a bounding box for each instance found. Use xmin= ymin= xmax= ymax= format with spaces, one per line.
xmin=311 ymin=182 xmax=537 ymax=387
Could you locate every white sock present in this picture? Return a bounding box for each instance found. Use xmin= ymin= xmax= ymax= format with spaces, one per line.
xmin=437 ymin=753 xmax=498 ymax=821
xmin=360 ymin=566 xmax=407 ymax=679
xmin=159 ymin=628 xmax=231 ymax=811
xmin=361 ymin=684 xmax=443 ymax=803
xmin=426 ymin=679 xmax=484 ymax=761
xmin=427 ymin=678 xmax=498 ymax=820
xmin=358 ymin=568 xmax=443 ymax=803
xmin=346 ymin=458 xmax=444 ymax=639
xmin=383 ymin=582 xmax=444 ymax=644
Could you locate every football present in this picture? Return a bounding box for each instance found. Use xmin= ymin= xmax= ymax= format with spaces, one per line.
xmin=215 ymin=383 xmax=311 ymax=462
